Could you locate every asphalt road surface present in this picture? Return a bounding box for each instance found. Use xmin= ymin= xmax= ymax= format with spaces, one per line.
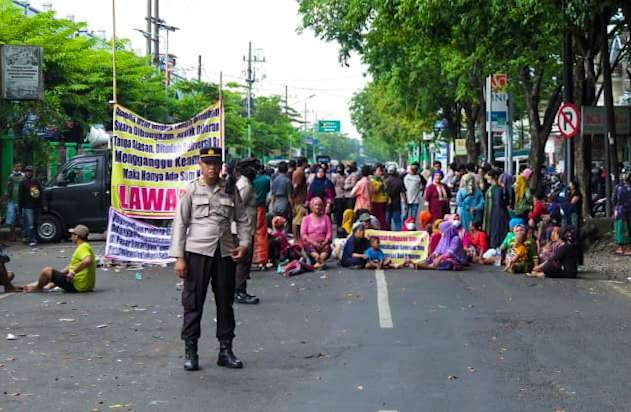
xmin=2 ymin=242 xmax=631 ymax=411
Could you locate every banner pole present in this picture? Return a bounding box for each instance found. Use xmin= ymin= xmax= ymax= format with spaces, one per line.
xmin=220 ymin=71 xmax=225 ymax=161
xmin=111 ymin=0 xmax=118 ymax=104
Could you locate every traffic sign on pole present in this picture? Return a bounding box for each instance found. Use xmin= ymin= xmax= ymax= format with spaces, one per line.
xmin=317 ymin=120 xmax=340 ymax=133
xmin=556 ymin=102 xmax=580 ymax=139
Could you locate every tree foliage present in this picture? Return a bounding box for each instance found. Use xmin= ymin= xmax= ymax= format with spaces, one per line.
xmin=299 ymin=0 xmax=630 ymax=192
xmin=0 ymin=1 xmax=301 ymax=169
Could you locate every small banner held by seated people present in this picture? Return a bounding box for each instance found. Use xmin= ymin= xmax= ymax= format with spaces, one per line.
xmin=104 ymin=208 xmax=174 ymax=264
xmin=111 ymin=101 xmax=223 ymax=219
xmin=365 ymin=230 xmax=429 ymax=264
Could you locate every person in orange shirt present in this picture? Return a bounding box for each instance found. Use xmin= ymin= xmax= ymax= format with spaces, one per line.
xmin=351 ymin=165 xmax=374 ymax=212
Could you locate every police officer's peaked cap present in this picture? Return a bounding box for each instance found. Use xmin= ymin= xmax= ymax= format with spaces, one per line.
xmin=200 ymin=147 xmax=223 ymax=163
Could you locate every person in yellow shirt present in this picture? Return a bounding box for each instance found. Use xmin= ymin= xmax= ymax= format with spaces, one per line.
xmin=24 ymin=225 xmax=96 ymax=293
xmin=370 ymin=164 xmax=389 ymax=230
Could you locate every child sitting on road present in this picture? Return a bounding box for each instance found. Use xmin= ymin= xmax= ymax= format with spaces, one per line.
xmin=364 ymin=236 xmax=393 ymax=269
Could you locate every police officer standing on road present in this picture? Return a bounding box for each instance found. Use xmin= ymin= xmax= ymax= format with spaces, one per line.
xmin=169 ymin=147 xmax=251 ymax=371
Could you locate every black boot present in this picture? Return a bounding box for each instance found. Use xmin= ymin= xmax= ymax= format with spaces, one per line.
xmin=235 ymin=291 xmax=260 ymax=305
xmin=183 ymin=339 xmax=199 ymax=371
xmin=217 ymin=340 xmax=243 ymax=369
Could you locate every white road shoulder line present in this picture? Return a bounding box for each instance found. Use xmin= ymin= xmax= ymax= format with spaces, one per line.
xmin=375 ymin=269 xmax=393 ymax=328
xmin=0 ymin=293 xmax=15 ymax=301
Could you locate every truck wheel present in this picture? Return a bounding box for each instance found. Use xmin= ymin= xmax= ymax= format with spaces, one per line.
xmin=38 ymin=215 xmax=63 ymax=243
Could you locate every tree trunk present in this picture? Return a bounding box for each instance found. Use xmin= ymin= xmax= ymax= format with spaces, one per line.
xmin=601 ymin=8 xmax=616 ymax=215
xmin=574 ymin=24 xmax=599 ymax=217
xmin=477 ymin=85 xmax=488 ymax=161
xmin=463 ymin=102 xmax=480 ymax=163
xmin=521 ymin=67 xmax=562 ymax=190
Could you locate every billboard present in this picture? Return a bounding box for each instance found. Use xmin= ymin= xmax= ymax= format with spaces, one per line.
xmin=1 ymin=45 xmax=44 ymax=100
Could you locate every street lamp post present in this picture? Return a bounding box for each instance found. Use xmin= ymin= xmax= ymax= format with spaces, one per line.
xmin=298 ymin=94 xmax=316 ymax=159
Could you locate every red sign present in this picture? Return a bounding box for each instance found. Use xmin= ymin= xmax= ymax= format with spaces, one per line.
xmin=556 ymin=102 xmax=580 ymax=139
xmin=491 ymin=74 xmax=507 ymax=91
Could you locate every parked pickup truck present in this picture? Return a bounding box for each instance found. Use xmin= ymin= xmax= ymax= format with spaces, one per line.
xmin=38 ymin=151 xmax=111 ymax=242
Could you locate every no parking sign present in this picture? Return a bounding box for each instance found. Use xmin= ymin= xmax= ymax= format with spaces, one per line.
xmin=556 ymin=102 xmax=580 ymax=139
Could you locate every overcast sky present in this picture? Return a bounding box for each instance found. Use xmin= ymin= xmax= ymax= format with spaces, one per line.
xmin=30 ymin=0 xmax=368 ymax=139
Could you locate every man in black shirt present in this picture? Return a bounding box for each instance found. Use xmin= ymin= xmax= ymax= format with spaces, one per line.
xmin=18 ymin=166 xmax=44 ymax=247
xmin=385 ymin=165 xmax=406 ymax=231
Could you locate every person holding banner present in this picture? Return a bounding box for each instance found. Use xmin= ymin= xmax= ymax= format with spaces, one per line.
xmin=340 ymin=222 xmax=370 ymax=268
xmin=169 ymin=147 xmax=250 ymax=372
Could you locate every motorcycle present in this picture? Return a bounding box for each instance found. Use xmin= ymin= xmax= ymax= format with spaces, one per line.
xmin=591 ymin=194 xmax=607 ymax=217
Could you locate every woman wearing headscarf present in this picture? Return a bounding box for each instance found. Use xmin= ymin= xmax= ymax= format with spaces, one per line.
xmin=424 ymin=171 xmax=451 ymax=222
xmin=511 ymin=168 xmax=533 ymax=220
xmin=529 ymin=226 xmax=578 ymax=278
xmin=418 ymin=210 xmax=433 ymax=231
xmin=307 ymin=167 xmax=335 ymax=214
xmin=340 ymin=223 xmax=370 ymax=268
xmin=428 ymin=219 xmax=443 ymax=255
xmin=613 ymin=173 xmax=631 ymax=255
xmin=300 ymin=197 xmax=333 ymax=268
xmin=340 ymin=209 xmax=355 ymax=237
xmin=416 ymin=220 xmax=466 ymax=270
xmin=456 ymin=173 xmax=485 ymax=233
xmin=483 ymin=169 xmax=510 ymax=248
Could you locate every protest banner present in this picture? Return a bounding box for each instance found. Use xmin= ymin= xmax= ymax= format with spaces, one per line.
xmin=104 ymin=208 xmax=174 ymax=264
xmin=111 ymin=101 xmax=223 ymax=218
xmin=365 ymin=230 xmax=429 ymax=264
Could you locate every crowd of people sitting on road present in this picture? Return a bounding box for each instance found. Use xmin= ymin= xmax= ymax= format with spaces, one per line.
xmin=216 ymin=156 xmax=590 ymax=288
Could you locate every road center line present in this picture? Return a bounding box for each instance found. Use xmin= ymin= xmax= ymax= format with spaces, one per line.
xmin=375 ymin=269 xmax=393 ymax=328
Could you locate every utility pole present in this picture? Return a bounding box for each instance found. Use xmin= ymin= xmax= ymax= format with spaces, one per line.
xmin=285 ymin=85 xmax=291 ymax=158
xmin=152 ymin=0 xmax=160 ymax=65
xmin=486 ymin=76 xmax=493 ymax=164
xmin=601 ymin=9 xmax=615 ymax=217
xmin=562 ymin=0 xmax=574 ymax=186
xmin=198 ymin=55 xmax=202 ymax=82
xmin=244 ymin=41 xmax=265 ymax=157
xmin=146 ymin=0 xmax=152 ymax=57
xmin=160 ymin=23 xmax=179 ymax=90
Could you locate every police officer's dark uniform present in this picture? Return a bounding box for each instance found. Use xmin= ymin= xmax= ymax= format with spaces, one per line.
xmin=169 ymin=147 xmax=251 ymax=371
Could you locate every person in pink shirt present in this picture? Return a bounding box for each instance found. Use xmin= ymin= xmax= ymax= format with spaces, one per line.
xmin=300 ymin=197 xmax=333 ymax=268
xmin=350 ymin=165 xmax=373 ymax=212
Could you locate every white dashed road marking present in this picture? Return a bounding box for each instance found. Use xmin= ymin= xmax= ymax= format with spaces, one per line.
xmin=375 ymin=270 xmax=393 ymax=328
